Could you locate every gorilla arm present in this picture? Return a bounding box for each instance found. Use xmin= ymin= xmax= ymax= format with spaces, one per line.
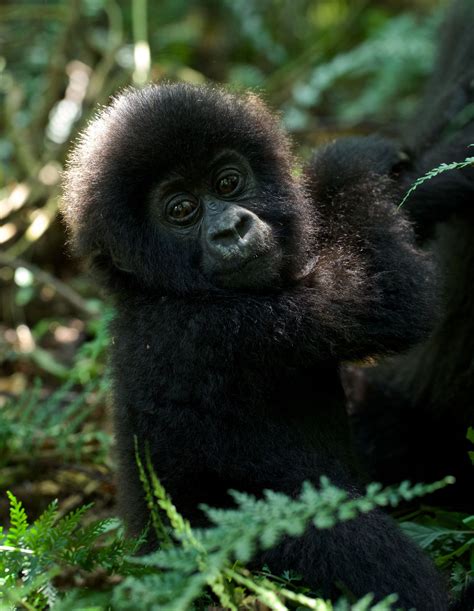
xmin=300 ymin=136 xmax=437 ymax=361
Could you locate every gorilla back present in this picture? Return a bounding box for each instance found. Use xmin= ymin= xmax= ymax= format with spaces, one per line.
xmin=62 ymin=84 xmax=447 ymax=608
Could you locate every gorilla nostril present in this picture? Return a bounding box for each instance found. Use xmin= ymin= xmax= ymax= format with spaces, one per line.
xmin=212 ymin=227 xmax=240 ymax=247
xmin=235 ymin=213 xmax=253 ymax=240
xmin=210 ymin=211 xmax=254 ymax=247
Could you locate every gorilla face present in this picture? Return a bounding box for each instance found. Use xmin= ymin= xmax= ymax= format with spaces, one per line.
xmin=149 ymin=150 xmax=283 ymax=289
xmin=62 ymin=84 xmax=314 ymax=295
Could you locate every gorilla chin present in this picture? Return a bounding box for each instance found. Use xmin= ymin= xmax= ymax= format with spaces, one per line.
xmin=206 ymin=248 xmax=283 ymax=290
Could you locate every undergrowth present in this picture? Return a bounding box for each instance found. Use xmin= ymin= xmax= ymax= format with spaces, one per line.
xmin=0 ymin=380 xmax=109 ymax=471
xmin=0 ymin=457 xmax=460 ymax=611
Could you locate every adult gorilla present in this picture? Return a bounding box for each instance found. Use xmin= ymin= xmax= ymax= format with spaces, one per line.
xmin=347 ymin=0 xmax=474 ymax=513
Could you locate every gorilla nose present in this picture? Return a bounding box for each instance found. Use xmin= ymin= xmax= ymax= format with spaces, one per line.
xmin=207 ymin=208 xmax=254 ymax=250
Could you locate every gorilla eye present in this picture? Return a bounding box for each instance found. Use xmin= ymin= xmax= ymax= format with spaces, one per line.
xmin=215 ymin=172 xmax=242 ymax=197
xmin=166 ymin=196 xmax=200 ymax=225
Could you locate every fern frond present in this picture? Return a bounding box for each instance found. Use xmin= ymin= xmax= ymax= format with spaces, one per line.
xmin=134 ymin=438 xmax=172 ymax=546
xmin=5 ymin=491 xmax=29 ymax=546
xmin=399 ymin=150 xmax=474 ymax=207
xmin=0 ymin=380 xmax=109 ymax=466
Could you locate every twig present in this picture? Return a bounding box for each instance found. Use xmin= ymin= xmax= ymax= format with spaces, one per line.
xmin=31 ymin=0 xmax=82 ymax=141
xmin=0 ymin=253 xmax=100 ymax=317
xmin=4 ymin=84 xmax=40 ymax=178
xmin=5 ymin=195 xmax=59 ymax=258
xmin=132 ymin=0 xmax=150 ymax=85
xmin=86 ymin=0 xmax=125 ymax=103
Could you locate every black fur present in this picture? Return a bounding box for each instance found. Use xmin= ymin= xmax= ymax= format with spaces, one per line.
xmin=62 ymin=83 xmax=447 ymax=608
xmin=347 ymin=0 xmax=474 ymax=514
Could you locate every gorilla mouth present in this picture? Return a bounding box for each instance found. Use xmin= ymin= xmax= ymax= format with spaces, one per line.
xmin=217 ymin=249 xmax=264 ymax=270
xmin=207 ymin=247 xmax=283 ymax=289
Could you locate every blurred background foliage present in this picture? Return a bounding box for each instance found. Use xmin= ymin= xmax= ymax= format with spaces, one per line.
xmin=0 ymin=0 xmax=449 ymax=545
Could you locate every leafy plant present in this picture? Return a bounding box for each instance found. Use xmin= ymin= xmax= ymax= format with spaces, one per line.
xmin=399 ymin=147 xmax=474 ymax=207
xmin=285 ymin=12 xmax=439 ymax=130
xmin=401 ymin=509 xmax=474 ymax=597
xmin=68 ymin=307 xmax=114 ymax=386
xmin=0 ymin=379 xmax=110 ymax=470
xmin=467 ymin=427 xmax=474 ymax=466
xmin=0 ymin=492 xmax=143 ymax=610
xmin=0 ymin=469 xmax=453 ymax=610
xmin=111 ymin=448 xmax=452 ymax=611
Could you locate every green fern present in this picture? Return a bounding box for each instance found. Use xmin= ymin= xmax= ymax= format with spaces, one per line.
xmin=115 ymin=453 xmax=452 ymax=611
xmin=0 ymin=493 xmax=142 ymax=609
xmin=0 ymin=471 xmax=454 ymax=610
xmin=399 ymin=148 xmax=474 ymax=207
xmin=223 ymin=0 xmax=287 ymax=65
xmin=285 ymin=12 xmax=439 ymax=130
xmin=68 ymin=307 xmax=114 ymax=385
xmin=401 ymin=507 xmax=474 ymax=596
xmin=0 ymin=379 xmax=110 ymax=470
xmin=4 ymin=491 xmax=29 ymax=546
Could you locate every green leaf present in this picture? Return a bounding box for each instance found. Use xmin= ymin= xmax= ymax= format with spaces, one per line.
xmin=399 ymin=152 xmax=474 ymax=208
xmin=400 ymin=522 xmax=453 ymax=548
xmin=5 ymin=491 xmax=29 ymax=545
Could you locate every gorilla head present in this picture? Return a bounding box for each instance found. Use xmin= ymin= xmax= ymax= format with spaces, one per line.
xmin=63 ymin=84 xmax=314 ymax=294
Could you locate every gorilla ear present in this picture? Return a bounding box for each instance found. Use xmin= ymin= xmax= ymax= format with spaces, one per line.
xmin=86 ymin=250 xmax=140 ymax=294
xmin=390 ymin=149 xmax=412 ymax=178
xmin=109 ymin=250 xmax=134 ymax=274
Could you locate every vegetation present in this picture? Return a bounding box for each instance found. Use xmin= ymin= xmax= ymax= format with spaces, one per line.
xmin=0 ymin=463 xmax=456 ymax=610
xmin=1 ymin=0 xmax=472 ymax=608
xmin=399 ymin=147 xmax=474 ymax=208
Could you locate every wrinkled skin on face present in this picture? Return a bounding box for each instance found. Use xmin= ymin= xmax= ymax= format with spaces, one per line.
xmin=149 ymin=149 xmax=283 ymax=289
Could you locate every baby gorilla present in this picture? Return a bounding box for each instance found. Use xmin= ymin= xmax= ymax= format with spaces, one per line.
xmin=62 ymin=84 xmax=446 ymax=609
